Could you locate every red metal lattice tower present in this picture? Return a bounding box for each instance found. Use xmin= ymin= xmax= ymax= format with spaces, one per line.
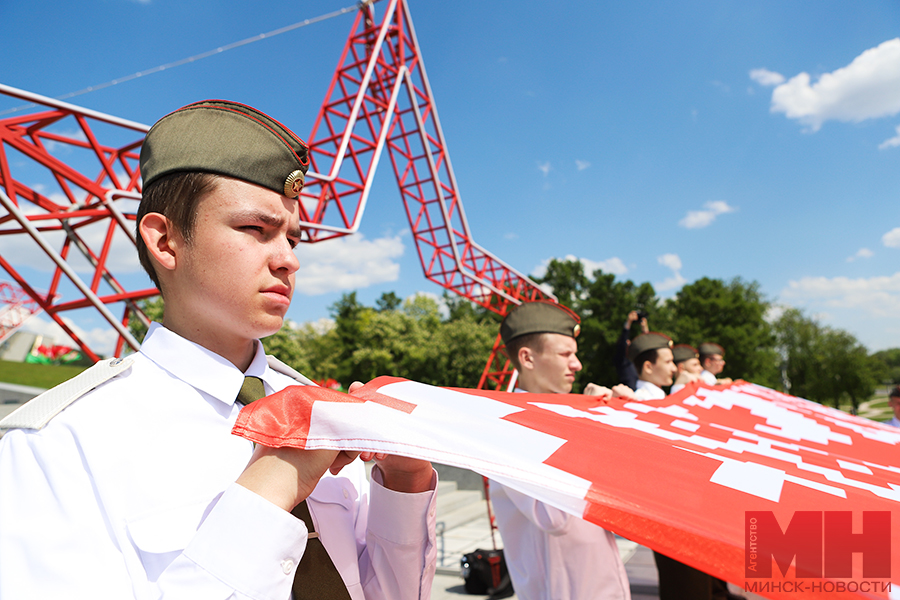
xmin=300 ymin=0 xmax=553 ymax=388
xmin=0 ymin=85 xmax=154 ymax=362
xmin=0 ymin=282 xmax=45 ymax=344
xmin=0 ymin=0 xmax=551 ymax=387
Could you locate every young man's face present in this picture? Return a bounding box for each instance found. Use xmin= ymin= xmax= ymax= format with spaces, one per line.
xmin=643 ymin=347 xmax=677 ymax=387
xmin=890 ymin=395 xmax=900 ymax=420
xmin=524 ymin=333 xmax=582 ymax=394
xmin=679 ymin=357 xmax=702 ymax=376
xmin=169 ymin=177 xmax=301 ymax=347
xmin=704 ymin=354 xmax=725 ymax=375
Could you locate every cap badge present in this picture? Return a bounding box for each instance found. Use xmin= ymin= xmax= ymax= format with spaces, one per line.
xmin=573 ymin=324 xmax=581 ymax=337
xmin=284 ymin=170 xmax=305 ymax=198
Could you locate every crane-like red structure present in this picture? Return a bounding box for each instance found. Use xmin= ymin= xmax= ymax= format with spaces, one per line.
xmin=0 ymin=0 xmax=551 ymax=387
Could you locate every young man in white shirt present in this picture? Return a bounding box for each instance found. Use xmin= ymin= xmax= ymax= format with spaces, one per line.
xmin=670 ymin=344 xmax=702 ymax=394
xmin=0 ymin=100 xmax=437 ymax=600
xmin=629 ymin=333 xmax=677 ymax=401
xmin=698 ymin=342 xmax=732 ymax=386
xmin=488 ymin=300 xmax=633 ymax=600
xmin=629 ymin=337 xmax=738 ymax=599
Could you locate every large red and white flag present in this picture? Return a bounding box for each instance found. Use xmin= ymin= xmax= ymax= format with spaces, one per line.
xmin=233 ymin=378 xmax=900 ymax=599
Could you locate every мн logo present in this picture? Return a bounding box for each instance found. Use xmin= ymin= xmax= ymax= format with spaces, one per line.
xmin=745 ymin=511 xmax=890 ymax=579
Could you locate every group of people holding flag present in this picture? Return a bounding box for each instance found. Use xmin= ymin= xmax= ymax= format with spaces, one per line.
xmin=0 ymin=96 xmax=791 ymax=600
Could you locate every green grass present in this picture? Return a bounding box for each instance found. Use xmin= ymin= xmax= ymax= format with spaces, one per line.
xmin=0 ymin=360 xmax=88 ymax=390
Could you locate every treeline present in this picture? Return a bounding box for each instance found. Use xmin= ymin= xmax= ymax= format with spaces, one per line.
xmin=264 ymin=292 xmax=497 ymax=388
xmin=536 ymin=258 xmax=887 ymax=410
xmin=131 ymin=258 xmax=895 ymax=410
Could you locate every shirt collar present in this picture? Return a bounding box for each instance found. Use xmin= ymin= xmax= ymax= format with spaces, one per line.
xmin=636 ymin=379 xmax=663 ymax=395
xmin=140 ymin=322 xmax=276 ymax=407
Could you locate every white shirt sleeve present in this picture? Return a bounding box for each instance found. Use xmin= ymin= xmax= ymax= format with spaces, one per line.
xmin=490 ymin=479 xmax=571 ymax=534
xmin=358 ymin=466 xmax=438 ymax=600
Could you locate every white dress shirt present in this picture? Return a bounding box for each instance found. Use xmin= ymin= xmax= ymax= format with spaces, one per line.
xmin=488 ymin=390 xmax=630 ymax=600
xmin=0 ymin=323 xmax=437 ymax=600
xmin=699 ymin=370 xmax=717 ymax=385
xmin=886 ymin=416 xmax=900 ymax=428
xmin=634 ymin=379 xmax=666 ymax=401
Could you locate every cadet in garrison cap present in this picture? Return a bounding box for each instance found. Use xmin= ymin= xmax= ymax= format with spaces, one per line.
xmin=629 ymin=332 xmax=676 ymax=400
xmin=0 ymin=100 xmax=437 ymax=598
xmin=698 ymin=342 xmax=732 ymax=386
xmin=670 ymin=344 xmax=702 ymax=394
xmin=492 ymin=300 xmax=634 ymax=600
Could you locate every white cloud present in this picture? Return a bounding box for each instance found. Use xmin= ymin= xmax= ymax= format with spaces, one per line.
xmin=532 ymin=254 xmax=628 ymax=279
xmin=878 ymin=125 xmax=900 ymax=150
xmin=504 ymin=232 xmax=518 ymax=240
xmin=846 ymin=248 xmax=874 ymax=262
xmin=20 ymin=315 xmax=121 ymax=357
xmin=749 ymin=68 xmax=785 ymax=87
xmin=582 ymin=256 xmax=628 ymax=276
xmin=768 ymin=38 xmax=900 ymax=132
xmin=678 ymin=200 xmax=737 ymax=229
xmin=0 ymin=221 xmax=142 ymax=275
xmin=294 ymin=233 xmax=404 ymax=295
xmin=883 ymin=227 xmax=900 ymax=248
xmin=656 ymin=253 xmax=687 ymax=292
xmin=575 ymin=160 xmax=591 ymax=171
xmin=765 ymin=303 xmax=786 ymax=324
xmin=536 ymin=281 xmax=555 ymax=297
xmin=781 ymin=272 xmax=900 ymax=317
xmin=658 ymin=253 xmax=682 ymax=271
xmin=537 ymin=162 xmax=551 ymax=176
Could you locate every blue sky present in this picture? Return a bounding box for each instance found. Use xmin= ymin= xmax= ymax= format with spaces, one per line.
xmin=2 ymin=0 xmax=900 ymax=356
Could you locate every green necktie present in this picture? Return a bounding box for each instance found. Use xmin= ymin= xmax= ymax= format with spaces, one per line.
xmin=237 ymin=376 xmax=352 ymax=600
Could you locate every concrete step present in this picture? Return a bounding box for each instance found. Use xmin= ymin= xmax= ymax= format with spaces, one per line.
xmin=437 ymin=496 xmax=492 ymax=532
xmin=436 ymin=488 xmax=482 ymax=517
xmin=436 ymin=479 xmax=458 ymax=497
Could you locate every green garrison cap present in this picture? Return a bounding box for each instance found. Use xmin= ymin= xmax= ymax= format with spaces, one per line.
xmin=698 ymin=342 xmax=725 ymax=357
xmin=627 ymin=332 xmax=673 ymax=362
xmin=140 ymin=100 xmax=310 ymax=198
xmin=672 ymin=344 xmax=699 ymax=364
xmin=500 ymin=300 xmax=581 ymax=345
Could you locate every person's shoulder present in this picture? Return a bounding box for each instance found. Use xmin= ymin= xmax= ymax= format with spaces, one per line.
xmin=0 ymin=355 xmax=147 ymax=432
xmin=0 ymin=351 xmax=180 ymax=436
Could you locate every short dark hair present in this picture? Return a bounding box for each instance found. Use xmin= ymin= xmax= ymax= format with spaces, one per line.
xmin=632 ymin=349 xmax=660 ymax=375
xmin=136 ymin=172 xmax=220 ymax=290
xmin=890 ymin=385 xmax=900 ymax=399
xmin=506 ymin=332 xmax=547 ymax=372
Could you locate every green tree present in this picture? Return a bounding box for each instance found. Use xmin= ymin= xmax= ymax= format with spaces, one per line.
xmin=444 ymin=292 xmax=497 ymax=325
xmin=432 ymin=313 xmax=496 ymax=387
xmin=127 ymin=295 xmax=164 ymax=345
xmin=261 ymin=321 xmax=313 ymax=375
xmin=871 ymin=348 xmax=900 ymax=385
xmin=655 ymin=277 xmax=779 ymax=387
xmin=375 ymin=291 xmax=402 ymax=312
xmin=773 ymin=308 xmax=879 ymax=410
